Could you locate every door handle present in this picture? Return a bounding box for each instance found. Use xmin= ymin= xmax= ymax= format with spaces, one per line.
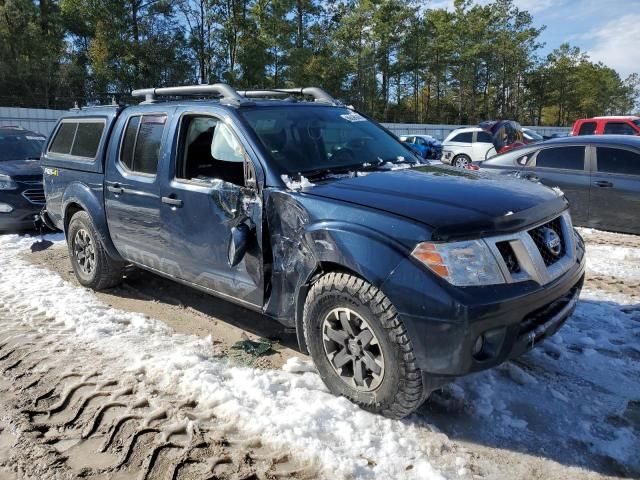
xmin=594 ymin=180 xmax=613 ymax=188
xmin=162 ymin=195 xmax=183 ymax=207
xmin=107 ymin=183 xmax=124 ymax=194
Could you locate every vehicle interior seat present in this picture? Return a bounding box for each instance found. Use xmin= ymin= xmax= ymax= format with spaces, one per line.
xmin=183 ymin=120 xmax=244 ymax=186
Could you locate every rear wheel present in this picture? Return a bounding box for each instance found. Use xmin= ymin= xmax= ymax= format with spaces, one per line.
xmin=304 ymin=272 xmax=427 ymax=419
xmin=453 ymin=154 xmax=471 ymax=168
xmin=67 ymin=211 xmax=124 ymax=289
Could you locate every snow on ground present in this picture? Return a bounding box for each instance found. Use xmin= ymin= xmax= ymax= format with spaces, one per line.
xmin=585 ymin=245 xmax=640 ymax=282
xmin=1 ymin=230 xmax=639 ymax=479
xmin=0 ymin=234 xmax=445 ymax=480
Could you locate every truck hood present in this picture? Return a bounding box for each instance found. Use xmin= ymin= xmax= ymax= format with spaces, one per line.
xmin=0 ymin=160 xmax=43 ymax=180
xmin=303 ymin=165 xmax=568 ymax=240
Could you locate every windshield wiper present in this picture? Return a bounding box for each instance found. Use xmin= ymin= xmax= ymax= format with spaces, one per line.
xmin=300 ymin=160 xmax=384 ymax=180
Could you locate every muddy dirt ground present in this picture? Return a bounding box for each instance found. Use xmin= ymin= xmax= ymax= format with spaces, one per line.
xmin=0 ymin=228 xmax=638 ymax=480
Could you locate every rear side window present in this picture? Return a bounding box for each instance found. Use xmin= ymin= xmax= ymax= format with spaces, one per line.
xmin=476 ymin=131 xmax=493 ymax=143
xmin=603 ymin=122 xmax=636 ymax=135
xmin=535 ymin=146 xmax=585 ymax=170
xmin=49 ymin=119 xmax=105 ymax=159
xmin=119 ymin=114 xmax=167 ymax=175
xmin=450 ymin=132 xmax=473 ymax=143
xmin=578 ymin=122 xmax=596 ymax=135
xmin=597 ymin=147 xmax=640 ymax=176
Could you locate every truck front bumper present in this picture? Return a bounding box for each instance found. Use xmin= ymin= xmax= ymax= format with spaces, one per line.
xmin=381 ymin=235 xmax=586 ymax=383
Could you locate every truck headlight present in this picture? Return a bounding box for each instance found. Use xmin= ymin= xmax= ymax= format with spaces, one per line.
xmin=411 ymin=240 xmax=505 ymax=286
xmin=0 ymin=174 xmax=17 ymax=190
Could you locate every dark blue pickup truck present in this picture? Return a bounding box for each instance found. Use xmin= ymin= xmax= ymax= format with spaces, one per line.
xmin=42 ymin=84 xmax=585 ymax=418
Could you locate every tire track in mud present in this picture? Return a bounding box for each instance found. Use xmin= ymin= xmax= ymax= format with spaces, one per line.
xmin=0 ymin=307 xmax=318 ymax=480
xmin=584 ymin=274 xmax=640 ymax=301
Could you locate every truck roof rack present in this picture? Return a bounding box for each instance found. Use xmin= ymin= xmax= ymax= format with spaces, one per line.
xmin=236 ymin=87 xmax=340 ymax=105
xmin=131 ymin=84 xmax=251 ymax=106
xmin=131 ymin=83 xmax=339 ymax=106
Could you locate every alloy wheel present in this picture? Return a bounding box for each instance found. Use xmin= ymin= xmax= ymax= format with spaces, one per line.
xmin=322 ymin=307 xmax=385 ymax=392
xmin=73 ymin=229 xmax=96 ymax=275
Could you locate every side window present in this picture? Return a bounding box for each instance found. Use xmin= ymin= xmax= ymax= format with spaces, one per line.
xmin=177 ymin=115 xmax=246 ymax=186
xmin=578 ymin=122 xmax=596 ymax=136
xmin=476 ymin=131 xmax=493 ymax=143
xmin=534 ymin=146 xmax=585 ymax=170
xmin=451 ymin=132 xmax=473 ymax=143
xmin=603 ymin=122 xmax=636 ymax=135
xmin=49 ymin=122 xmax=76 ymax=154
xmin=119 ymin=114 xmax=166 ymax=175
xmin=597 ymin=147 xmax=640 ymax=176
xmin=48 ymin=119 xmax=105 ymax=159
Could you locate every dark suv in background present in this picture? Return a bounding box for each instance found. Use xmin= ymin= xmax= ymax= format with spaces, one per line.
xmin=0 ymin=126 xmax=46 ymax=231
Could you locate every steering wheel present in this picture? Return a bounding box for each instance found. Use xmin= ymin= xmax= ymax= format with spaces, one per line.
xmin=330 ymin=148 xmax=356 ymax=163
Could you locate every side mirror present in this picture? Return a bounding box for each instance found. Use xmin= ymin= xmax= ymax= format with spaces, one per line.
xmin=228 ymin=223 xmax=251 ymax=267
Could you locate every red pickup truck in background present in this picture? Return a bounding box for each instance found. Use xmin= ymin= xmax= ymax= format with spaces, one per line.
xmin=572 ymin=116 xmax=640 ymax=136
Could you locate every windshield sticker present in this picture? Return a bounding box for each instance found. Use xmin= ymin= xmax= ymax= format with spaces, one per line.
xmin=340 ymin=112 xmax=367 ymax=122
xmin=26 ymin=136 xmax=46 ymax=141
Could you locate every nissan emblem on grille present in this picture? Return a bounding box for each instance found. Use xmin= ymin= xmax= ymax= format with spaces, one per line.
xmin=542 ymin=227 xmax=562 ymax=256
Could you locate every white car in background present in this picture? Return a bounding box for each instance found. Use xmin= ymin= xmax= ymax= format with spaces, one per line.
xmin=441 ymin=127 xmax=496 ymax=167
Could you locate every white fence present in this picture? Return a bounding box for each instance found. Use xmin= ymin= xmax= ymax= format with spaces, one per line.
xmin=0 ymin=106 xmax=572 ymax=140
xmin=0 ymin=107 xmax=65 ymax=136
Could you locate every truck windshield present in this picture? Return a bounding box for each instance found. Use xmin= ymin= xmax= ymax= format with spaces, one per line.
xmin=240 ymin=106 xmax=416 ymax=175
xmin=0 ymin=133 xmax=45 ymax=161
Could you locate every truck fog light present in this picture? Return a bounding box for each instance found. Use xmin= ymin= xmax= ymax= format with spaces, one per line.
xmin=0 ymin=203 xmax=13 ymax=213
xmin=472 ymin=335 xmax=485 ymax=356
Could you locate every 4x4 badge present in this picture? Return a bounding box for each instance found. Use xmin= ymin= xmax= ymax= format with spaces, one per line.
xmin=542 ymin=228 xmax=562 ymax=256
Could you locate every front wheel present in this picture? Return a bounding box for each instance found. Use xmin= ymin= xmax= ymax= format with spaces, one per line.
xmin=67 ymin=211 xmax=124 ymax=290
xmin=304 ymin=272 xmax=427 ymax=419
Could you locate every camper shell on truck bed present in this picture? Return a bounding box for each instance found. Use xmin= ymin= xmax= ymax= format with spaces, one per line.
xmin=42 ymin=84 xmax=586 ymax=419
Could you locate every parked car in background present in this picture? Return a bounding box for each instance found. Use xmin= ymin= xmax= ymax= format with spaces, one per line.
xmin=474 ymin=135 xmax=640 ymax=234
xmin=41 ymin=83 xmax=585 ymax=419
xmin=399 ymin=134 xmax=442 ymax=160
xmin=523 ymin=128 xmax=544 ymax=144
xmin=441 ymin=127 xmax=496 ymax=167
xmin=0 ymin=126 xmax=46 ymax=232
xmin=572 ymin=116 xmax=640 ymax=136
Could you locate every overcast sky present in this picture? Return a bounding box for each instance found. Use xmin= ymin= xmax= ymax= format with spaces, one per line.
xmin=429 ymin=0 xmax=640 ymax=79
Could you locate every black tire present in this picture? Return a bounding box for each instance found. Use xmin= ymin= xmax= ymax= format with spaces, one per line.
xmin=303 ymin=272 xmax=427 ymax=419
xmin=452 ymin=154 xmax=471 ymax=168
xmin=67 ymin=211 xmax=124 ymax=289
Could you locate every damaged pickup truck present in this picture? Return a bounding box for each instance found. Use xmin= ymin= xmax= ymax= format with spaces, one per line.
xmin=41 ymin=84 xmax=585 ymax=418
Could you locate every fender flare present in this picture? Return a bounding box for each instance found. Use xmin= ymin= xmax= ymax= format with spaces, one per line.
xmin=292 ymin=222 xmax=409 ymax=353
xmin=62 ymin=182 xmax=124 ymax=262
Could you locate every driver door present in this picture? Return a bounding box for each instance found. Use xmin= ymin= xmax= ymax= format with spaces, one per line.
xmin=159 ymin=111 xmax=264 ymax=308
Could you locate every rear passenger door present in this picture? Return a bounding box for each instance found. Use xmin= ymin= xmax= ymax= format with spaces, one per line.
xmin=473 ymin=131 xmax=496 ymax=161
xmin=524 ymin=145 xmax=590 ymax=224
xmin=105 ymin=111 xmax=170 ymax=265
xmin=589 ymin=145 xmax=640 ymax=233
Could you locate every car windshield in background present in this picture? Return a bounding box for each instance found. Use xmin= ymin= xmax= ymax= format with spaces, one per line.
xmin=240 ymin=106 xmax=416 ymax=175
xmin=0 ymin=133 xmax=45 ymax=161
xmin=633 ymin=119 xmax=640 ymax=128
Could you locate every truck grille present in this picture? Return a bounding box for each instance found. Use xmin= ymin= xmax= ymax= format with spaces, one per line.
xmin=496 ymin=241 xmax=520 ymax=273
xmin=22 ymin=188 xmax=46 ymax=204
xmin=484 ymin=212 xmax=576 ymax=286
xmin=528 ymin=217 xmax=565 ymax=267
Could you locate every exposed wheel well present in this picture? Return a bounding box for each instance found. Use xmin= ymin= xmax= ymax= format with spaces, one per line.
xmin=64 ymin=203 xmax=84 ymax=236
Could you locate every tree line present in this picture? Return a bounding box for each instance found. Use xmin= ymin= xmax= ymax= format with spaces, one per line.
xmin=1 ymin=0 xmax=638 ymax=126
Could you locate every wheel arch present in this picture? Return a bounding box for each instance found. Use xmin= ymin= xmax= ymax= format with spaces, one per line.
xmin=62 ymin=183 xmax=124 ymax=262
